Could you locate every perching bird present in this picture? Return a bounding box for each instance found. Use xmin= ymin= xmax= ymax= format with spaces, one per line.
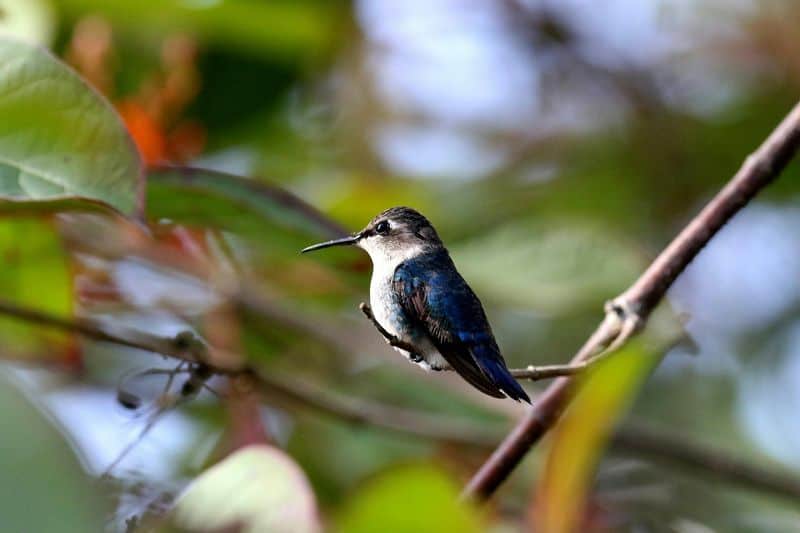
xmin=302 ymin=207 xmax=529 ymax=403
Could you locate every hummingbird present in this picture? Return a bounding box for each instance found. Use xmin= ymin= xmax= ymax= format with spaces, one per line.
xmin=302 ymin=207 xmax=529 ymax=402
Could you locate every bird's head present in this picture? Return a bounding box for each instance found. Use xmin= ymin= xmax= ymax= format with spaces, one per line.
xmin=302 ymin=206 xmax=442 ymax=263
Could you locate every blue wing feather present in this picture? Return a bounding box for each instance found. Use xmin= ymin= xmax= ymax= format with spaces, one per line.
xmin=393 ymin=251 xmax=529 ymax=403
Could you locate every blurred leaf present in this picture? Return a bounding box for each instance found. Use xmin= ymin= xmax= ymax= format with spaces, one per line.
xmin=0 ymin=218 xmax=73 ymax=360
xmin=148 ymin=166 xmax=345 ymax=240
xmin=0 ymin=38 xmax=142 ymax=215
xmin=148 ymin=166 xmax=364 ymax=301
xmin=336 ymin=464 xmax=483 ymax=533
xmin=288 ymin=417 xmax=432 ymax=506
xmin=0 ymin=197 xmax=118 ymax=215
xmin=323 ymin=175 xmax=433 ymax=231
xmin=0 ymin=375 xmax=107 ymax=531
xmin=190 ymin=50 xmax=297 ymax=138
xmin=173 ymin=444 xmax=321 ymax=533
xmin=535 ymin=342 xmax=658 ymax=533
xmin=56 ymin=0 xmax=342 ymax=59
xmin=452 ymin=220 xmax=644 ymax=314
xmin=0 ymin=0 xmax=55 ymax=46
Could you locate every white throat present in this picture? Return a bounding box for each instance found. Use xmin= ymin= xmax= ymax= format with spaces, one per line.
xmin=357 ymin=237 xmax=426 ymax=274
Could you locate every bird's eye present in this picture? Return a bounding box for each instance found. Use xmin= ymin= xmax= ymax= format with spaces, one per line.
xmin=375 ymin=220 xmax=391 ymax=235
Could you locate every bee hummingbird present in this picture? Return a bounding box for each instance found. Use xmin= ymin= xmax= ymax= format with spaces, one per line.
xmin=302 ymin=207 xmax=529 ymax=402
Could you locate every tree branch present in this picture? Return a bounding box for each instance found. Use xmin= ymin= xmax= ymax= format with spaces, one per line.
xmin=462 ymin=100 xmax=800 ymax=501
xmin=0 ymin=299 xmax=199 ymax=359
xmin=0 ymin=299 xmax=227 ymax=371
xmin=256 ymin=371 xmax=501 ymax=447
xmin=612 ymin=421 xmax=800 ymax=501
xmin=263 ymin=373 xmax=800 ymax=502
xmin=1 ymin=297 xmax=799 ymax=502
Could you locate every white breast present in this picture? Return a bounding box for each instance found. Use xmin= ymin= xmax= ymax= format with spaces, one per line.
xmin=368 ymin=252 xmax=403 ymax=340
xmin=360 ymin=236 xmax=422 ymax=330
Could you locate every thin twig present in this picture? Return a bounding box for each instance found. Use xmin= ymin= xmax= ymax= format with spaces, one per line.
xmin=510 ymin=349 xmax=617 ymax=380
xmin=0 ymin=300 xmax=169 ymax=354
xmin=462 ymin=100 xmax=800 ymax=502
xmin=0 ymin=299 xmax=227 ymax=370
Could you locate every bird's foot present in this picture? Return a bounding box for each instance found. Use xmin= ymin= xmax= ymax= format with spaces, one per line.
xmin=359 ymin=302 xmax=397 ymax=345
xmin=359 ymin=302 xmax=424 ymax=360
xmin=358 ymin=302 xmax=374 ymax=320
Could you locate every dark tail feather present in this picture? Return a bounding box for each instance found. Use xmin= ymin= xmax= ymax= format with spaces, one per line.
xmin=476 ymin=356 xmax=530 ymax=403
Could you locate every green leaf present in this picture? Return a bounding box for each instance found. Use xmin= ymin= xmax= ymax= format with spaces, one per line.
xmin=173 ymin=444 xmax=320 ymax=533
xmin=0 ymin=218 xmax=73 ymax=360
xmin=148 ymin=166 xmax=364 ymax=300
xmin=0 ymin=38 xmax=142 ymax=215
xmin=148 ymin=166 xmax=346 ymax=241
xmin=336 ymin=464 xmax=484 ymax=533
xmin=0 ymin=0 xmax=55 ymax=46
xmin=534 ymin=342 xmax=658 ymax=533
xmin=0 ymin=375 xmax=108 ymax=531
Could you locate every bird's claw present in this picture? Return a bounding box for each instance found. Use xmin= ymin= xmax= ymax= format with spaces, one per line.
xmin=359 ymin=301 xmax=424 ymax=361
xmin=359 ymin=302 xmax=374 ymax=319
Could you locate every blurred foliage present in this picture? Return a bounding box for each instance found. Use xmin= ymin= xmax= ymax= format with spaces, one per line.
xmin=453 ymin=219 xmax=645 ymax=314
xmin=0 ymin=218 xmax=73 ymax=360
xmin=148 ymin=166 xmax=345 ymax=250
xmin=0 ymin=374 xmax=108 ymax=531
xmin=0 ymin=0 xmax=799 ymax=531
xmin=173 ymin=444 xmax=320 ymax=532
xmin=335 ymin=464 xmax=484 ymax=533
xmin=54 ymin=0 xmax=343 ymax=60
xmin=535 ymin=342 xmax=658 ymax=533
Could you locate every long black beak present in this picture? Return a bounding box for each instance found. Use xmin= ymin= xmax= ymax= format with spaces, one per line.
xmin=301 ymin=234 xmax=360 ymax=253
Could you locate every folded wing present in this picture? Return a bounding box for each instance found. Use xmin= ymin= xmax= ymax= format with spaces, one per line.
xmin=393 ymin=252 xmax=530 ymax=403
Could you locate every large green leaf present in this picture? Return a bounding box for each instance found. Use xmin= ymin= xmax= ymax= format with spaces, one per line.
xmin=0 ymin=38 xmax=141 ymax=215
xmin=0 ymin=375 xmax=108 ymax=531
xmin=148 ymin=166 xmax=346 ymax=241
xmin=336 ymin=464 xmax=484 ymax=533
xmin=173 ymin=444 xmax=320 ymax=533
xmin=148 ymin=166 xmax=363 ymax=301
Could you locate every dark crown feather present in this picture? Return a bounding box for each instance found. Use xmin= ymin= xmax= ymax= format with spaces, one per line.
xmin=372 ymin=206 xmax=442 ymax=243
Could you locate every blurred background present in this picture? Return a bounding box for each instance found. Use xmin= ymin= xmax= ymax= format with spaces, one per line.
xmin=1 ymin=0 xmax=800 ymax=531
